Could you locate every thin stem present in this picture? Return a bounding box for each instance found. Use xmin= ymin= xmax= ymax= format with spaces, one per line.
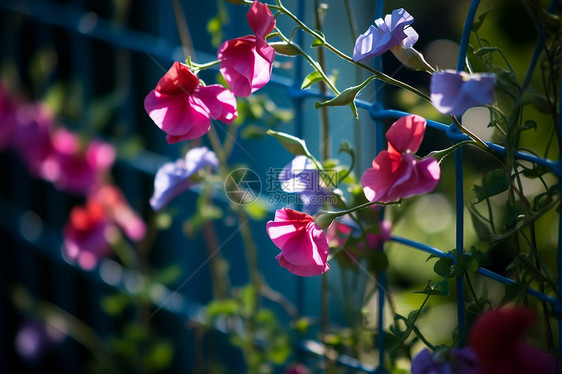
xmin=269 ymin=0 xmax=430 ymax=101
xmin=314 ymin=0 xmax=331 ymax=161
xmin=464 ymin=272 xmax=483 ymax=311
xmin=450 ymin=115 xmax=492 ymax=153
xmin=171 ymin=0 xmax=196 ymax=60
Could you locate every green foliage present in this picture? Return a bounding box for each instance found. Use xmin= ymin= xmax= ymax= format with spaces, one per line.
xmin=473 ymin=169 xmax=509 ymax=203
xmin=314 ymin=75 xmax=376 ymax=118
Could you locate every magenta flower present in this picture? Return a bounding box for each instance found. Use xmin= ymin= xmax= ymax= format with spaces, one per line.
xmin=144 ymin=62 xmax=237 ymax=143
xmin=0 ymin=85 xmax=20 ymax=150
xmin=217 ymin=1 xmax=275 ymax=97
xmin=430 ymin=70 xmax=495 ymax=116
xmin=11 ymin=103 xmax=54 ymax=177
xmin=469 ymin=307 xmax=557 ymax=374
xmin=266 ymin=207 xmax=330 ymax=276
xmin=362 ymin=115 xmax=440 ymax=203
xmin=41 ymin=129 xmax=116 ymax=195
xmin=64 ymin=184 xmax=146 ymax=270
xmin=412 ymin=347 xmax=478 ymax=374
xmin=150 ymin=146 xmax=219 ymax=211
xmin=353 ymin=8 xmax=418 ymax=62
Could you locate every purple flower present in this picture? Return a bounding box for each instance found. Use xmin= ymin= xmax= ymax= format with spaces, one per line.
xmin=150 ymin=146 xmax=218 ymax=211
xmin=412 ymin=347 xmax=479 ymax=374
xmin=430 ymin=70 xmax=495 ymax=116
xmin=279 ymin=156 xmax=331 ymax=214
xmin=15 ymin=319 xmax=66 ymax=361
xmin=353 ymin=8 xmax=418 ymax=62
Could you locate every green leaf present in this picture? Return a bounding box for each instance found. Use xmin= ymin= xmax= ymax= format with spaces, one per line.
xmin=301 ymin=71 xmax=324 ymax=89
xmin=504 ymin=201 xmax=523 ymax=229
xmin=522 ymin=120 xmax=537 ymax=131
xmin=472 ymin=8 xmax=493 ymax=32
xmin=369 ymin=250 xmax=389 ymax=273
xmin=311 ymin=30 xmax=325 ymax=47
xmin=266 ymin=130 xmax=318 ymax=163
xmin=433 ymin=257 xmax=454 ymax=278
xmin=101 ymin=293 xmax=129 ymax=316
xmin=468 ymin=205 xmax=492 ymax=241
xmin=153 ymin=264 xmax=183 ymax=285
xmin=427 ymin=140 xmax=474 ymax=163
xmin=269 ymin=41 xmax=300 ymax=56
xmin=501 ymin=282 xmax=527 ymax=303
xmin=413 ymin=280 xmax=449 ymax=297
xmin=206 ymin=299 xmax=240 ymax=320
xmin=473 ymin=169 xmax=509 ymax=203
xmin=241 ymin=124 xmax=267 ymax=139
xmin=314 ymin=76 xmax=376 ymax=117
xmin=144 ymin=341 xmax=174 ymax=370
xmin=244 ymin=200 xmax=269 ymax=221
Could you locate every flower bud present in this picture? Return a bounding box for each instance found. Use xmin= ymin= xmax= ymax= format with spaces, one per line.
xmin=390 ymin=45 xmax=434 ymax=72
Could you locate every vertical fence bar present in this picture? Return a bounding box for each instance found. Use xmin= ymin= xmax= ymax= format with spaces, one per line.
xmin=293 ymin=0 xmax=306 ymax=334
xmin=555 ymin=79 xmax=562 ymax=374
xmin=372 ymin=2 xmax=388 ymax=372
xmin=453 ymin=0 xmax=481 ymax=344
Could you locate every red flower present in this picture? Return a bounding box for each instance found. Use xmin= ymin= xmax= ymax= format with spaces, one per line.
xmin=144 ymin=62 xmax=237 ymax=143
xmin=266 ymin=208 xmax=330 ymax=276
xmin=362 ymin=115 xmax=440 ymax=202
xmin=469 ymin=306 xmax=556 ymax=374
xmin=63 ymin=200 xmax=113 ymax=270
xmin=63 ymin=184 xmax=146 ymax=270
xmin=217 ymin=1 xmax=275 ymax=97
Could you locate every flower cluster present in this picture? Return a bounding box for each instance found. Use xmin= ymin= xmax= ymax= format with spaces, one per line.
xmin=362 ymin=115 xmax=440 ymax=203
xmin=1 ymin=87 xmax=115 ymax=195
xmin=0 ymin=84 xmax=146 ymax=270
xmin=145 ymin=0 xmax=275 ymax=143
xmin=412 ymin=306 xmax=557 ymax=374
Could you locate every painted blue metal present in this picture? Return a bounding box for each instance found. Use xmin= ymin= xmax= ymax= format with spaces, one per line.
xmin=0 ymin=0 xmax=560 ymax=372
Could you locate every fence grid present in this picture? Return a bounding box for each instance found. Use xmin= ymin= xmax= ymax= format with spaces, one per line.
xmin=0 ymin=0 xmax=560 ymax=373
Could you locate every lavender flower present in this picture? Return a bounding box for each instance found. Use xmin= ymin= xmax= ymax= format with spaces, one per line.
xmin=430 ymin=70 xmax=495 ymax=116
xmin=412 ymin=347 xmax=478 ymax=374
xmin=150 ymin=146 xmax=219 ymax=211
xmin=279 ymin=156 xmax=331 ymax=214
xmin=353 ymin=8 xmax=418 ymax=62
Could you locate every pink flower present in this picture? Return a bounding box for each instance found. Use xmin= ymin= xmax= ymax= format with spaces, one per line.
xmin=144 ymin=62 xmax=237 ymax=143
xmin=217 ymin=1 xmax=275 ymax=97
xmin=362 ymin=220 xmax=392 ymax=250
xmin=90 ymin=184 xmax=146 ymax=241
xmin=362 ymin=115 xmax=440 ymax=203
xmin=41 ymin=129 xmax=116 ymax=195
xmin=326 ymin=221 xmax=353 ymax=248
xmin=469 ymin=306 xmax=556 ymax=374
xmin=0 ymin=85 xmax=20 ymax=150
xmin=266 ymin=208 xmax=330 ymax=276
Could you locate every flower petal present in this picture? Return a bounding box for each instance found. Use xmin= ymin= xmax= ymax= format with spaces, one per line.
xmin=195 ymin=85 xmax=238 ymax=124
xmin=430 ymin=70 xmax=495 ymax=116
xmin=386 ymin=115 xmax=427 ymax=154
xmin=247 ymin=1 xmax=275 ymax=39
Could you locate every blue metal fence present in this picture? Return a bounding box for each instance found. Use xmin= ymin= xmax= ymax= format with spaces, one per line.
xmin=0 ymin=0 xmax=560 ymax=373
